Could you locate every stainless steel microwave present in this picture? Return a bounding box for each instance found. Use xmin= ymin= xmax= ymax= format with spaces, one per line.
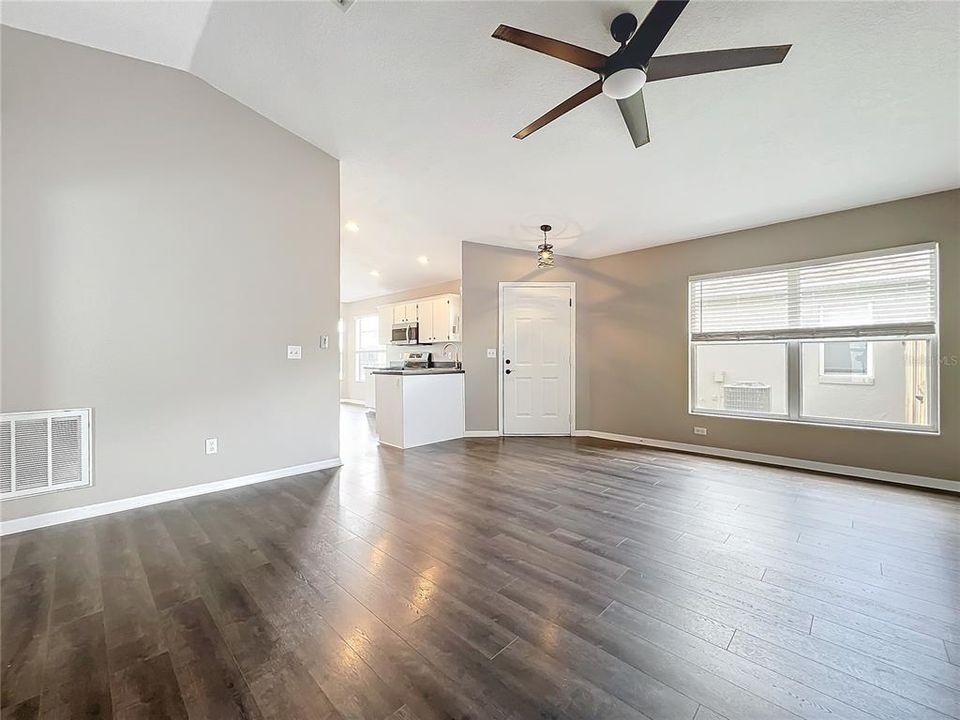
xmin=390 ymin=322 xmax=419 ymax=345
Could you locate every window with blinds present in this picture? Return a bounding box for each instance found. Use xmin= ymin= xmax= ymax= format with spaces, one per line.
xmin=688 ymin=244 xmax=939 ymax=432
xmin=689 ymin=244 xmax=938 ymax=341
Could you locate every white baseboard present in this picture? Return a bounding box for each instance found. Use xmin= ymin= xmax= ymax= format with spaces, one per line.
xmin=0 ymin=458 xmax=342 ymax=536
xmin=463 ymin=430 xmax=500 ymax=438
xmin=573 ymin=430 xmax=957 ymax=494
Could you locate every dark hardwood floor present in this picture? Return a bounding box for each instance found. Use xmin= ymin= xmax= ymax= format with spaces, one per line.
xmin=2 ymin=404 xmax=959 ymax=719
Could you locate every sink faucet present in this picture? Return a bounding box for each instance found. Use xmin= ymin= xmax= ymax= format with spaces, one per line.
xmin=441 ymin=343 xmax=460 ymax=366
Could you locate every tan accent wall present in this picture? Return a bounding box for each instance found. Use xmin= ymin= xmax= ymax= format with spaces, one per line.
xmin=462 ymin=190 xmax=959 ymax=481
xmin=1 ymin=28 xmax=342 ymax=521
xmin=461 ymin=242 xmax=593 ymax=434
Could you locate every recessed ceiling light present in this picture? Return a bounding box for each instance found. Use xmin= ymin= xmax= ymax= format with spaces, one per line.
xmin=369 ymin=269 xmax=380 ymax=277
xmin=417 ymin=256 xmax=429 ymax=265
xmin=345 ymin=221 xmax=360 ymax=233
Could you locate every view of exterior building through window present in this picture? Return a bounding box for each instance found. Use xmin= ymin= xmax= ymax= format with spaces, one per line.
xmin=689 ymin=245 xmax=938 ymax=432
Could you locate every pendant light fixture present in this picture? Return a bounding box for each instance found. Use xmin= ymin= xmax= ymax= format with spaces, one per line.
xmin=537 ymin=224 xmax=555 ymax=268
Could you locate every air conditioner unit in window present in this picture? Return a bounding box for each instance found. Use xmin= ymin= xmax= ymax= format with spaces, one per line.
xmin=722 ymin=383 xmax=771 ymax=413
xmin=0 ymin=409 xmax=92 ymax=500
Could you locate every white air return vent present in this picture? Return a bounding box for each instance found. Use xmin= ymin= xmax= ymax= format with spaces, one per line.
xmin=0 ymin=409 xmax=92 ymax=500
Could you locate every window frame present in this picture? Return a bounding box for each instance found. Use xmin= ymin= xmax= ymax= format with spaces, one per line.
xmin=817 ymin=340 xmax=875 ymax=385
xmin=354 ymin=314 xmax=385 ymax=383
xmin=688 ymin=245 xmax=940 ymax=435
xmin=689 ymin=340 xmax=791 ymax=421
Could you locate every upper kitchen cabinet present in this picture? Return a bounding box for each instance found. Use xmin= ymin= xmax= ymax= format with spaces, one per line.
xmin=428 ymin=295 xmax=461 ymax=342
xmin=393 ymin=302 xmax=418 ymax=324
xmin=418 ymin=300 xmax=435 ymax=343
xmin=378 ymin=294 xmax=461 ymax=344
xmin=415 ymin=295 xmax=461 ymax=343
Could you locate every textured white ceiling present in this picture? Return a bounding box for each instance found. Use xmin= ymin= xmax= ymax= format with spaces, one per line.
xmin=5 ymin=2 xmax=959 ymax=301
xmin=2 ymin=0 xmax=212 ymax=70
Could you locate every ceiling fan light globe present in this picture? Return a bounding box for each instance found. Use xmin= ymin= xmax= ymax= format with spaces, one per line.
xmin=602 ymin=68 xmax=647 ymax=99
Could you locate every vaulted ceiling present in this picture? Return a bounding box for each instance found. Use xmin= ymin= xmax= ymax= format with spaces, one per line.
xmin=5 ymin=1 xmax=958 ymax=301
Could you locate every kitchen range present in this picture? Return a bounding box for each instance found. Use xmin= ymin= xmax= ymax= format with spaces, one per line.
xmin=372 ymin=351 xmax=464 ymax=449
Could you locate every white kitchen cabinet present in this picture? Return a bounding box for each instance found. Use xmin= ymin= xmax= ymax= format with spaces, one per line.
xmin=381 ymin=294 xmax=460 ymax=343
xmin=374 ymin=372 xmax=464 ymax=449
xmin=393 ymin=303 xmax=418 ymax=324
xmin=431 ymin=296 xmax=461 ymax=342
xmin=417 ymin=300 xmax=435 ymax=343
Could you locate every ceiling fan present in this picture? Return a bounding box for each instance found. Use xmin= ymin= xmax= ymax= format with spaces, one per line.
xmin=492 ymin=1 xmax=791 ymax=147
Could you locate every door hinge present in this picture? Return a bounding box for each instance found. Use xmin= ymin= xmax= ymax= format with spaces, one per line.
xmin=569 ymin=298 xmax=572 ymax=307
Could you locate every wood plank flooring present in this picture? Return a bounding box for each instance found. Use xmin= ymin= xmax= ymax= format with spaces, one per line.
xmin=2 ymin=404 xmax=959 ymax=719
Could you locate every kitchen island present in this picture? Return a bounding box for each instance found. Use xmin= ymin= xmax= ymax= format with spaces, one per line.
xmin=372 ymin=368 xmax=464 ymax=449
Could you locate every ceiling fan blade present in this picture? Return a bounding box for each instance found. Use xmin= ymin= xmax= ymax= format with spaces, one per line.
xmin=618 ymin=91 xmax=650 ymax=148
xmin=646 ymin=45 xmax=791 ymax=82
xmin=492 ymin=25 xmax=606 ymax=72
xmin=514 ymin=80 xmax=603 ymax=140
xmin=623 ymin=0 xmax=690 ymax=68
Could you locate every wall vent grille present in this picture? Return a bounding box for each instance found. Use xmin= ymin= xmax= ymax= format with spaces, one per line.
xmin=0 ymin=409 xmax=91 ymax=500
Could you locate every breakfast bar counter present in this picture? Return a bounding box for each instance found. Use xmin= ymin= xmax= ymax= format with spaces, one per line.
xmin=372 ymin=369 xmax=465 ymax=449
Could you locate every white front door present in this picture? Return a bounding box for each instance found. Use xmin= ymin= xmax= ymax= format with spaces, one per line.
xmin=502 ymin=284 xmax=573 ymax=435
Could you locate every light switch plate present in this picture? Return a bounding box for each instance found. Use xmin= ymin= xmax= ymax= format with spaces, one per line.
xmin=486 ymin=348 xmax=497 ymax=359
xmin=320 ymin=335 xmax=330 ymax=349
xmin=205 ymin=438 xmax=218 ymax=454
xmin=287 ymin=345 xmax=302 ymax=359
xmin=693 ymin=427 xmax=708 ymax=436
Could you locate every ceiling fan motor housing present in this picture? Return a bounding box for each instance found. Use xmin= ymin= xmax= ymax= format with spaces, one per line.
xmin=610 ymin=13 xmax=639 ymax=45
xmin=603 ymin=14 xmax=647 ymax=99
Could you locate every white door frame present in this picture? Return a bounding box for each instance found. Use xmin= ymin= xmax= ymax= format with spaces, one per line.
xmin=497 ymin=281 xmax=577 ymax=436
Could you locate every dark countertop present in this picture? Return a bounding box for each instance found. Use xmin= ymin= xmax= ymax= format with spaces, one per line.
xmin=370 ymin=368 xmax=464 ymax=376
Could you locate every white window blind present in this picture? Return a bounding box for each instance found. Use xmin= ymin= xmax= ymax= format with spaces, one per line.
xmin=689 ymin=244 xmax=938 ymax=342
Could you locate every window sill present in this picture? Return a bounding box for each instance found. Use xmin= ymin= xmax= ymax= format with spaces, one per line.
xmin=690 ymin=409 xmax=939 ymax=435
xmin=817 ymin=375 xmax=875 ymax=386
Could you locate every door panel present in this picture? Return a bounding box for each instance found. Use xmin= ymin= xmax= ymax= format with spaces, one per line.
xmin=432 ymin=299 xmax=448 ymax=342
xmin=418 ymin=300 xmax=435 ymax=343
xmin=514 ymin=377 xmax=533 ymax=417
xmin=502 ymin=285 xmax=572 ymax=435
xmin=542 ymin=378 xmax=560 ymax=417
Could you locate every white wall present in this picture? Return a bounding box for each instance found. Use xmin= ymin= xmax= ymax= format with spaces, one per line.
xmin=1 ymin=28 xmax=341 ymax=522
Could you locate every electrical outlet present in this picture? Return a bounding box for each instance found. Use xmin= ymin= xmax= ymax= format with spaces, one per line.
xmin=320 ymin=335 xmax=330 ymax=349
xmin=693 ymin=427 xmax=708 ymax=436
xmin=205 ymin=438 xmax=218 ymax=455
xmin=486 ymin=348 xmax=497 ymax=359
xmin=287 ymin=345 xmax=302 ymax=359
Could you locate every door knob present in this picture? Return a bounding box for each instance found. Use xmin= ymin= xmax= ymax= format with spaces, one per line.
xmin=505 ymin=369 xmax=512 ymax=374
xmin=505 ymin=359 xmax=511 ymax=364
